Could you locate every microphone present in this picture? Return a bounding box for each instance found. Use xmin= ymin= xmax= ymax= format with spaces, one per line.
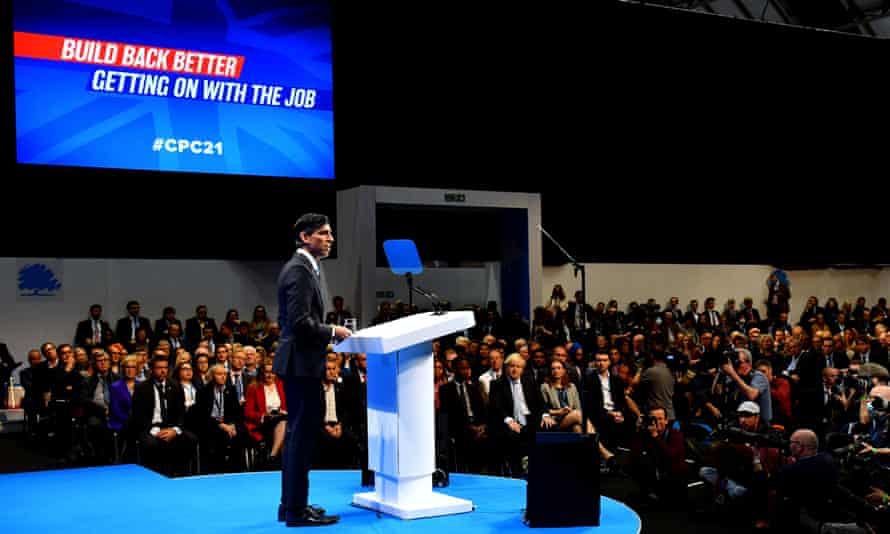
xmin=413 ymin=286 xmax=447 ymax=315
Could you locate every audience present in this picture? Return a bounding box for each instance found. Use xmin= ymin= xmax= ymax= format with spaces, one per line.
xmin=12 ymin=289 xmax=890 ymax=532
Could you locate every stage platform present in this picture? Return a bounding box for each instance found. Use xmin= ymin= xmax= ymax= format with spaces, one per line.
xmin=0 ymin=466 xmax=641 ymax=533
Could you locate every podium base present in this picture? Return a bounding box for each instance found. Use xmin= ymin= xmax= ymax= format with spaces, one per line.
xmin=352 ymin=491 xmax=473 ymax=520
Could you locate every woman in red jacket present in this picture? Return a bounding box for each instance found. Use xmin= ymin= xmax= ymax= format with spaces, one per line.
xmin=245 ymin=363 xmax=288 ymax=459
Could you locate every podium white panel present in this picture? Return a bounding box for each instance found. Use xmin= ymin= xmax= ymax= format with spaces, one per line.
xmin=336 ymin=312 xmax=476 ymax=519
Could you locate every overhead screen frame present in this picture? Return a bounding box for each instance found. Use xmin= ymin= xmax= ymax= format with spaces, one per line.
xmin=6 ymin=0 xmax=337 ymax=183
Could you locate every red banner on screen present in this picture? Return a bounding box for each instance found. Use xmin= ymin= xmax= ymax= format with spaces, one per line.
xmin=14 ymin=31 xmax=245 ymax=79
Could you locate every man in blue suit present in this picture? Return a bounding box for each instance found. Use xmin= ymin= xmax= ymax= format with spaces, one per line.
xmin=273 ymin=213 xmax=351 ymax=527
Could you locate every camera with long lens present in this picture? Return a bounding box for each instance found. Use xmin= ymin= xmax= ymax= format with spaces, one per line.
xmin=665 ymin=350 xmax=689 ymax=373
xmin=840 ymin=369 xmax=871 ymax=396
xmin=718 ymin=346 xmax=740 ymax=368
xmin=720 ymin=425 xmax=790 ymax=453
xmin=641 ymin=414 xmax=657 ymax=428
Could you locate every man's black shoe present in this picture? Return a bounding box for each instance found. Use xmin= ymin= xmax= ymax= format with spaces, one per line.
xmin=279 ymin=505 xmax=326 ymax=522
xmin=285 ymin=507 xmax=339 ymax=527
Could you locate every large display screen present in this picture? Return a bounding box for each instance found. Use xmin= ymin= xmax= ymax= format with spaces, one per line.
xmin=12 ymin=0 xmax=334 ymax=179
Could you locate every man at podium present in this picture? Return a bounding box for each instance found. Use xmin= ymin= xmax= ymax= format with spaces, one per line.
xmin=273 ymin=213 xmax=351 ymax=527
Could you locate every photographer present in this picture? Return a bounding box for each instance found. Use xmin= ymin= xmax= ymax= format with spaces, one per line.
xmin=857 ymin=385 xmax=890 ymax=458
xmin=628 ymin=406 xmax=687 ymax=505
xmin=714 ymin=348 xmax=772 ymax=426
xmin=699 ymin=402 xmax=785 ymax=527
xmin=771 ymin=429 xmax=843 ymax=531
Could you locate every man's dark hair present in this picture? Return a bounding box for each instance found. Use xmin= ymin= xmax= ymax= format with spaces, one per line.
xmin=163 ymin=306 xmax=175 ymax=315
xmin=151 ymin=355 xmax=169 ymax=368
xmin=333 ymin=295 xmax=344 ymax=303
xmin=57 ymin=344 xmax=72 ymax=354
xmin=196 ymin=304 xmax=207 ymax=313
xmin=294 ymin=213 xmax=329 ymax=245
xmin=126 ymin=300 xmax=139 ymax=308
xmin=89 ymin=304 xmax=102 ymax=312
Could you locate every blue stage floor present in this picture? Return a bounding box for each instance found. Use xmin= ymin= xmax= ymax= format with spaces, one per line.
xmin=0 ymin=466 xmax=640 ymax=533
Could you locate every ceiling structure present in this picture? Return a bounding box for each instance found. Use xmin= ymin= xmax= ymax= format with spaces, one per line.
xmin=630 ymin=0 xmax=890 ymax=37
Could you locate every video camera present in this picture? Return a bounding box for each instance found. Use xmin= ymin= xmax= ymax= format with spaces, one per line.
xmin=718 ymin=346 xmax=740 ymax=368
xmin=665 ymin=351 xmax=689 ymax=373
xmin=718 ymin=424 xmax=790 ymax=453
xmin=838 ymin=368 xmax=872 ymax=396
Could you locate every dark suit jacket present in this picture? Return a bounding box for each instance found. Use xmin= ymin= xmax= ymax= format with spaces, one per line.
xmin=272 ymin=251 xmax=331 ymax=379
xmin=488 ymin=374 xmax=545 ymax=435
xmin=196 ymin=383 xmax=243 ymax=434
xmin=319 ymin=380 xmax=352 ymax=427
xmin=153 ymin=319 xmax=183 ymax=340
xmin=80 ymin=371 xmax=120 ymax=418
xmin=583 ymin=369 xmax=629 ymax=428
xmin=185 ymin=317 xmax=218 ymax=348
xmin=131 ymin=379 xmax=185 ymax=434
xmin=115 ymin=316 xmax=153 ymax=344
xmin=565 ymin=302 xmax=594 ymax=332
xmin=74 ymin=320 xmax=112 ymax=347
xmin=440 ymin=379 xmax=487 ymax=436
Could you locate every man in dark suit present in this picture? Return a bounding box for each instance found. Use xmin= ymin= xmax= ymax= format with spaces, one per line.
xmin=186 ymin=305 xmax=218 ymax=350
xmin=153 ymin=306 xmax=182 ymax=342
xmin=316 ymin=356 xmax=358 ymax=467
xmin=131 ymin=356 xmax=197 ymax=476
xmin=272 ymin=213 xmax=351 ymax=527
xmin=440 ymin=357 xmax=489 ymax=472
xmin=488 ymin=353 xmax=549 ymax=477
xmin=115 ymin=300 xmax=153 ymax=352
xmin=198 ymin=364 xmax=248 ymax=473
xmin=566 ymin=290 xmax=594 ymax=342
xmin=585 ymin=352 xmax=634 ymax=450
xmin=74 ymin=304 xmax=113 ymax=349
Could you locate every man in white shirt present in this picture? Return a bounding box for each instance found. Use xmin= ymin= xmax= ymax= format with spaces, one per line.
xmin=478 ymin=348 xmax=504 ymax=406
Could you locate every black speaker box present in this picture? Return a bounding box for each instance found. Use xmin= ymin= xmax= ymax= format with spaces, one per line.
xmin=525 ymin=432 xmax=600 ymax=527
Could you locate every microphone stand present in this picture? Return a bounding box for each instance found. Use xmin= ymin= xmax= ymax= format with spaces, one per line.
xmin=537 ymin=225 xmax=591 ymax=438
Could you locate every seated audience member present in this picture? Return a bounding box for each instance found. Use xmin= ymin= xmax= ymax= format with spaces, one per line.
xmin=249 ymin=305 xmax=269 ymax=342
xmin=228 ymin=348 xmax=248 ymax=405
xmin=234 ymin=321 xmax=256 ymax=346
xmin=629 ymin=406 xmax=688 ymax=505
xmin=195 ymin=352 xmax=212 ymax=387
xmin=186 ymin=305 xmax=218 ymax=350
xmin=131 ymin=356 xmax=197 ymax=476
xmin=440 ymin=357 xmax=490 ymax=472
xmin=109 ymin=356 xmax=139 ymax=436
xmin=261 ymin=322 xmax=280 ymax=352
xmin=213 ymin=344 xmax=230 ymax=371
xmin=175 ymin=361 xmax=201 ymax=434
xmin=197 ymin=364 xmax=247 ymax=473
xmin=153 ymin=306 xmax=182 ymax=341
xmin=20 ymin=349 xmax=44 ymax=437
xmin=488 ymin=353 xmax=547 ymax=477
xmin=587 ymin=350 xmax=635 ymax=449
xmin=478 ymin=347 xmax=504 ymax=405
xmin=80 ymin=349 xmax=119 ymax=461
xmin=107 ymin=343 xmax=126 ymax=376
xmin=109 ymin=355 xmax=139 ymax=461
xmin=315 ymin=356 xmax=357 ymax=468
xmin=75 ymin=347 xmax=91 ymax=377
xmin=541 ymin=358 xmax=617 ymax=467
xmin=243 ymin=346 xmax=259 ymax=383
xmin=164 ymin=323 xmax=186 ymax=354
xmin=245 ymin=363 xmax=288 ymax=461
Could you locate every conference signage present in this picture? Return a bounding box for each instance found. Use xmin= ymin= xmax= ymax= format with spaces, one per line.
xmin=13 ymin=0 xmax=334 ymax=179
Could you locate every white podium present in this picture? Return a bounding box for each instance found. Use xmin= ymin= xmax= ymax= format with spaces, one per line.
xmin=334 ymin=311 xmax=475 ymax=519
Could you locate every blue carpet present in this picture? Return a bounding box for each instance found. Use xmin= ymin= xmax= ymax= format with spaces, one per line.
xmin=0 ymin=466 xmax=640 ymax=533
